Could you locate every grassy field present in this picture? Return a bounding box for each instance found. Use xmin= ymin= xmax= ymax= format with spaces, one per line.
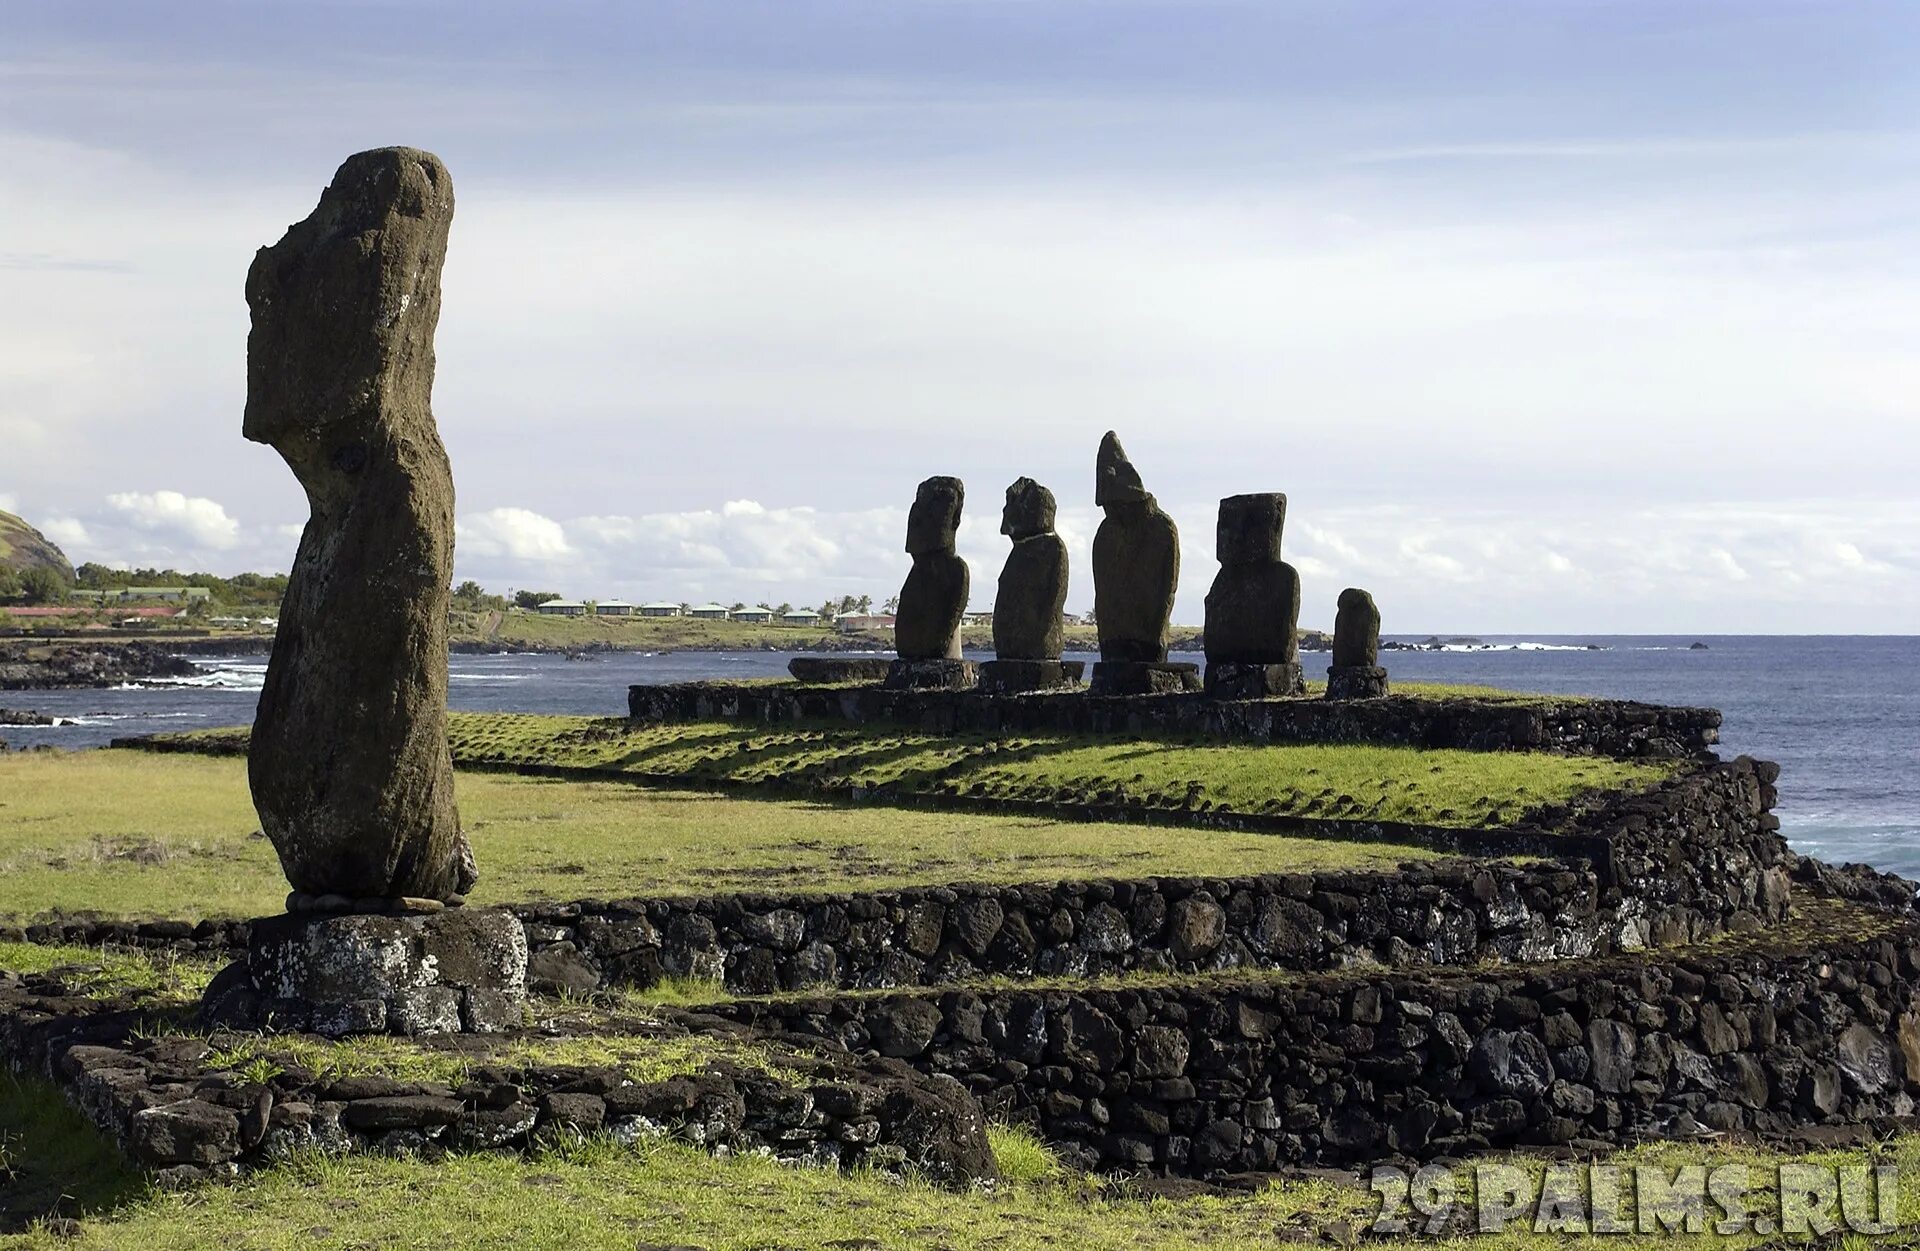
xmin=156 ymin=713 xmax=1673 ymax=831
xmin=2 ymin=1071 xmax=1911 ymax=1247
xmin=0 ymin=751 xmax=1440 ymax=921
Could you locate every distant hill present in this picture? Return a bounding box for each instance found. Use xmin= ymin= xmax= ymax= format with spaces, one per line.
xmin=0 ymin=509 xmax=76 ymax=581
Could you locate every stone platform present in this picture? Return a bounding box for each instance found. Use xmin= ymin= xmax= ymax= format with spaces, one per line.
xmin=202 ymin=907 xmax=528 ymax=1037
xmin=788 ymin=656 xmax=895 ymax=684
xmin=1327 ymin=664 xmax=1391 ymax=700
xmin=977 ymin=658 xmax=1084 ymax=694
xmin=884 ymin=658 xmax=978 ymax=690
xmin=1088 ymin=661 xmax=1201 ymax=696
xmin=1203 ymin=662 xmax=1304 ymax=699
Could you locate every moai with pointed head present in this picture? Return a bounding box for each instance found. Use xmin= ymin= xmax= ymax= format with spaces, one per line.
xmin=1326 ymin=587 xmax=1390 ymax=699
xmin=1203 ymin=493 xmax=1305 ymax=698
xmin=1089 ymin=432 xmax=1200 ymax=694
xmin=979 ymin=477 xmax=1079 ymax=693
xmin=204 ymin=148 xmax=526 ymax=1037
xmin=886 ymin=475 xmax=976 ymax=689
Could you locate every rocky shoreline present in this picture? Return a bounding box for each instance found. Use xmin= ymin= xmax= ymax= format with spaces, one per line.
xmin=0 ymin=640 xmax=204 ymax=690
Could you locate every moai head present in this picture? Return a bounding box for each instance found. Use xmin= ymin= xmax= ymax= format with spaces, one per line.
xmin=1001 ymin=477 xmax=1057 ymax=540
xmin=905 ymin=476 xmax=964 ymax=556
xmin=244 ymin=148 xmax=453 ymax=483
xmin=1216 ymin=493 xmax=1286 ymax=565
xmin=1095 ymin=431 xmax=1150 ymax=508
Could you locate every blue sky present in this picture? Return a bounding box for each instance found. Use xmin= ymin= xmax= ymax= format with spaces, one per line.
xmin=3 ymin=1 xmax=1917 ymax=630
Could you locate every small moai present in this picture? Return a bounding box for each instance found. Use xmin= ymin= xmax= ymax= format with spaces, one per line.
xmin=885 ymin=475 xmax=976 ymax=690
xmin=1326 ymin=587 xmax=1391 ymax=699
xmin=1202 ymin=493 xmax=1305 ymax=698
xmin=203 ymin=148 xmax=527 ymax=1037
xmin=1089 ymin=431 xmax=1199 ymax=694
xmin=978 ymin=477 xmax=1081 ymax=694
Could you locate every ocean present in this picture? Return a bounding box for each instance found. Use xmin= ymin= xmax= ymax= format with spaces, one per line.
xmin=6 ymin=635 xmax=1916 ymax=878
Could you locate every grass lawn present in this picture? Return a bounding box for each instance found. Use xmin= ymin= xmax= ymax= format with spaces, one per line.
xmin=159 ymin=713 xmax=1672 ymax=831
xmin=0 ymin=751 xmax=1439 ymax=922
xmin=2 ymin=1071 xmax=1912 ymax=1247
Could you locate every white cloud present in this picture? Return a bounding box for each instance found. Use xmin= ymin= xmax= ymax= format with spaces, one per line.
xmin=0 ymin=492 xmax=16 ymax=514
xmin=105 ymin=489 xmax=240 ymax=549
xmin=456 ymin=508 xmax=574 ymax=561
xmin=38 ymin=517 xmax=91 ymax=548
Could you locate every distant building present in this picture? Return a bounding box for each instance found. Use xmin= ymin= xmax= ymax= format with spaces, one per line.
xmin=638 ymin=602 xmax=683 ymax=617
xmin=836 ymin=613 xmax=896 ymax=634
xmin=689 ymin=603 xmax=730 ymax=620
xmin=780 ymin=610 xmax=821 ymax=626
xmin=595 ymin=600 xmax=635 ymax=616
xmin=71 ymin=587 xmax=212 ymax=604
xmin=536 ymin=598 xmax=587 ymax=616
xmin=963 ymin=611 xmax=993 ymax=626
xmin=733 ymin=607 xmax=774 ymax=623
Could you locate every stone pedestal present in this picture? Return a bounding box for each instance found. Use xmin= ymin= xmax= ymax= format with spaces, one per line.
xmin=1089 ymin=661 xmax=1201 ymax=696
xmin=977 ymin=659 xmax=1084 ymax=694
xmin=884 ymin=659 xmax=979 ymax=691
xmin=788 ymin=657 xmax=892 ymax=685
xmin=202 ymin=908 xmax=528 ymax=1037
xmin=1204 ymin=662 xmax=1305 ymax=700
xmin=1326 ymin=665 xmax=1391 ymax=700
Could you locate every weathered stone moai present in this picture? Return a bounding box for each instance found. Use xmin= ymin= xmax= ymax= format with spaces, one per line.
xmin=886 ymin=475 xmax=975 ymax=690
xmin=1326 ymin=587 xmax=1391 ymax=699
xmin=1203 ymin=493 xmax=1305 ymax=698
xmin=1090 ymin=432 xmax=1199 ymax=695
xmin=205 ymin=148 xmax=526 ymax=1037
xmin=979 ymin=477 xmax=1081 ymax=694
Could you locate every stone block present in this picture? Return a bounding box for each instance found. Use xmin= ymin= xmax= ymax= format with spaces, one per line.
xmin=1203 ymin=662 xmax=1304 ymax=699
xmin=1088 ymin=661 xmax=1200 ymax=696
xmin=788 ymin=657 xmax=892 ymax=684
xmin=1326 ymin=665 xmax=1391 ymax=700
xmin=885 ymin=659 xmax=978 ymax=691
xmin=976 ymin=659 xmax=1083 ymax=694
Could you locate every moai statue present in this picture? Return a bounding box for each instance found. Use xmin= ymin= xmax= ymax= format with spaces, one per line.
xmin=206 ymin=148 xmax=526 ymax=1038
xmin=1089 ymin=431 xmax=1198 ymax=694
xmin=1326 ymin=587 xmax=1391 ymax=699
xmin=978 ymin=477 xmax=1080 ymax=693
xmin=1203 ymin=493 xmax=1305 ymax=698
xmin=886 ymin=475 xmax=975 ymax=689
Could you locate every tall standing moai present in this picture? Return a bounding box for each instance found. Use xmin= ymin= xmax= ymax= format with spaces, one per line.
xmin=1089 ymin=431 xmax=1200 ymax=695
xmin=978 ymin=477 xmax=1080 ymax=694
xmin=1326 ymin=587 xmax=1391 ymax=699
xmin=205 ymin=148 xmax=527 ymax=1038
xmin=886 ymin=475 xmax=976 ymax=690
xmin=1202 ymin=493 xmax=1306 ymax=698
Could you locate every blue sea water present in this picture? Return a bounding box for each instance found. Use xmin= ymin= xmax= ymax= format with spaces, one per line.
xmin=7 ymin=635 xmax=1916 ymax=878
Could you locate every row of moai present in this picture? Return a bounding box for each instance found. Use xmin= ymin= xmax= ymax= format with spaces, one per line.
xmin=886 ymin=431 xmax=1390 ymax=699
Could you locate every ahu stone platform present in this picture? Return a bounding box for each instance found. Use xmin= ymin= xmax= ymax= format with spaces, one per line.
xmin=628 ymin=681 xmax=1722 ymax=760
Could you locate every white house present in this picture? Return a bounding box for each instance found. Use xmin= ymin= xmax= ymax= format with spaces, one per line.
xmin=595 ymin=599 xmax=635 ymax=616
xmin=689 ymin=603 xmax=730 ymax=620
xmin=638 ymin=602 xmax=682 ymax=617
xmin=733 ymin=607 xmax=775 ymax=623
xmin=781 ymin=610 xmax=821 ymax=626
xmin=536 ymin=598 xmax=588 ymax=616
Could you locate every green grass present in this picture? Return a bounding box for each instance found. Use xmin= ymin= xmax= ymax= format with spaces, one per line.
xmin=160 ymin=712 xmax=1669 ymax=831
xmin=0 ymin=941 xmax=217 ymax=1002
xmin=2 ymin=1070 xmax=1914 ymax=1247
xmin=0 ymin=751 xmax=1438 ymax=922
xmin=456 ymin=610 xmax=853 ymax=652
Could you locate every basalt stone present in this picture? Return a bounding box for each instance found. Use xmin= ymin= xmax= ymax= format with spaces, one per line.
xmin=1088 ymin=661 xmax=1200 ymax=696
xmin=1327 ymin=588 xmax=1389 ymax=700
xmin=1203 ymin=662 xmax=1305 ymax=699
xmin=976 ymin=658 xmax=1083 ymax=694
xmin=884 ymin=658 xmax=978 ymax=691
xmin=992 ymin=477 xmax=1069 ymax=661
xmin=788 ymin=657 xmax=892 ymax=684
xmin=1203 ymin=494 xmax=1302 ymax=678
xmin=895 ymin=476 xmax=969 ymax=662
xmin=207 ymin=908 xmax=526 ymax=1038
xmin=1092 ymin=432 xmax=1180 ymax=663
xmin=244 ymin=147 xmax=473 ymax=902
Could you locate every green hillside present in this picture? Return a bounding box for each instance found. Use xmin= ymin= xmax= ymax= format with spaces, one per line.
xmin=0 ymin=509 xmax=75 ymax=580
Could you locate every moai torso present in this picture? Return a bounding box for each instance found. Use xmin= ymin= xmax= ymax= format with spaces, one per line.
xmin=1204 ymin=493 xmax=1301 ymax=665
xmin=1333 ymin=588 xmax=1382 ymax=667
xmin=993 ymin=477 xmax=1068 ymax=660
xmin=243 ymin=147 xmax=471 ymax=902
xmin=895 ymin=476 xmax=970 ymax=660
